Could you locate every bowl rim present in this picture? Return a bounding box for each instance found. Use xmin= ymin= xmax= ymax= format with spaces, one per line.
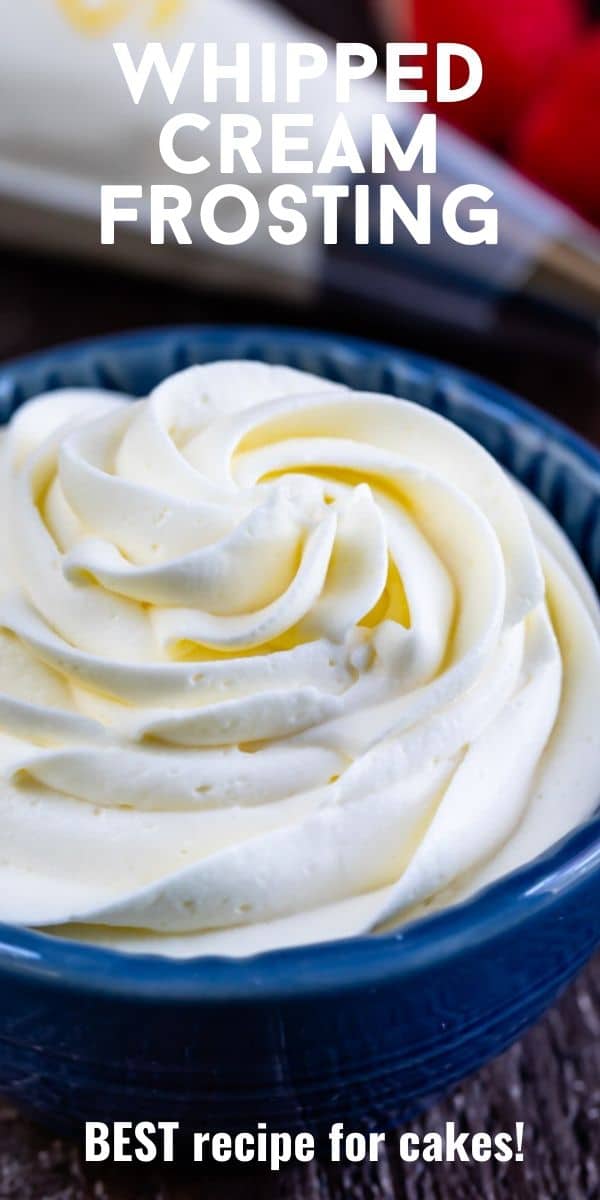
xmin=0 ymin=323 xmax=598 ymax=1002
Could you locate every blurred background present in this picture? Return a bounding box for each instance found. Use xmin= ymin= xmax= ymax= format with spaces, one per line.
xmin=0 ymin=0 xmax=598 ymax=441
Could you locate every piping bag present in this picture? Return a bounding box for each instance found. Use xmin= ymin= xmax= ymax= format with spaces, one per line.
xmin=0 ymin=0 xmax=598 ymax=340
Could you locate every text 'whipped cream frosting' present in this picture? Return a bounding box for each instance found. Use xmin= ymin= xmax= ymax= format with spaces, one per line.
xmin=0 ymin=361 xmax=599 ymax=956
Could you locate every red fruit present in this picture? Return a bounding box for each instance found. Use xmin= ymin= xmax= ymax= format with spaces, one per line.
xmin=395 ymin=0 xmax=585 ymax=149
xmin=511 ymin=30 xmax=600 ymax=227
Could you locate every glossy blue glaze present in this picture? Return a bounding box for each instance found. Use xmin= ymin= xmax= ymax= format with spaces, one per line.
xmin=0 ymin=327 xmax=598 ymax=1135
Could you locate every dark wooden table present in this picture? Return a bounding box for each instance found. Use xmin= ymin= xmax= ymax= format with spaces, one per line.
xmin=0 ymin=247 xmax=598 ymax=1199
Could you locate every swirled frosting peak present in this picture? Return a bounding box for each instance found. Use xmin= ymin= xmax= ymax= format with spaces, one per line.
xmin=0 ymin=361 xmax=599 ymax=956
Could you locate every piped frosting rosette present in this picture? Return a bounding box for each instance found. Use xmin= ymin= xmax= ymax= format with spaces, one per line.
xmin=0 ymin=362 xmax=598 ymax=956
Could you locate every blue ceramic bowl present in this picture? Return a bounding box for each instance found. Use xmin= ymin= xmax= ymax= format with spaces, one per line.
xmin=0 ymin=327 xmax=599 ymax=1137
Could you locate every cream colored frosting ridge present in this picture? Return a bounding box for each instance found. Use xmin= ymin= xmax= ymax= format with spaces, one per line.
xmin=0 ymin=361 xmax=598 ymax=956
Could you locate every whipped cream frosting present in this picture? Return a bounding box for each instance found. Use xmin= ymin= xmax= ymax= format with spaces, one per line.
xmin=0 ymin=361 xmax=598 ymax=957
